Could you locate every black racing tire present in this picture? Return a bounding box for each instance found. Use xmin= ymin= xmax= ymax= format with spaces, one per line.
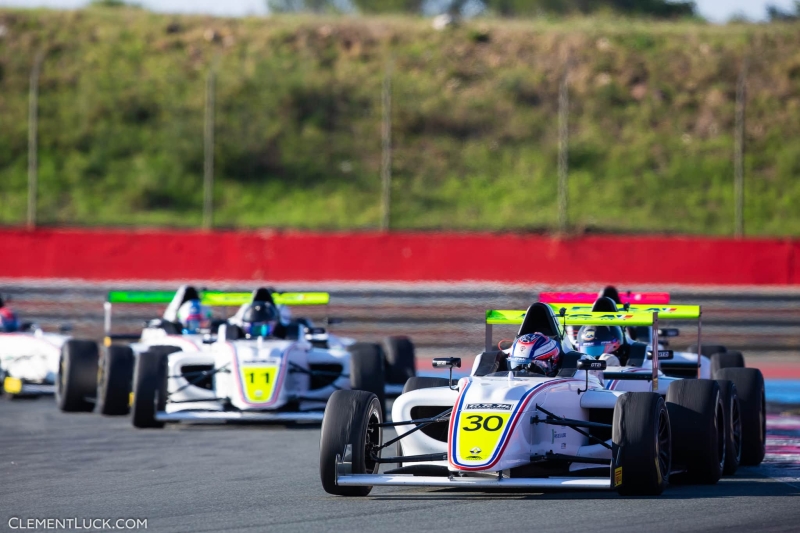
xmin=96 ymin=345 xmax=135 ymax=416
xmin=688 ymin=344 xmax=727 ymax=357
xmin=131 ymin=351 xmax=168 ymax=429
xmin=611 ymin=392 xmax=671 ymax=496
xmin=715 ymin=379 xmax=742 ymax=475
xmin=666 ymin=379 xmax=725 ymax=484
xmin=57 ymin=340 xmax=99 ymax=413
xmin=319 ymin=390 xmax=383 ymax=496
xmin=716 ymin=368 xmax=765 ymax=466
xmin=349 ymin=343 xmax=386 ymax=415
xmin=710 ymin=351 xmax=745 ymax=379
xmin=383 ymin=336 xmax=416 ymax=385
xmin=401 ymin=376 xmax=451 ymax=395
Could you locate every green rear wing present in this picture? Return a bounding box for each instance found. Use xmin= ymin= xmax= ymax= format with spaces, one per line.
xmin=486 ymin=309 xmax=657 ymax=327
xmin=545 ymin=303 xmax=701 ymax=320
xmin=107 ymin=290 xmax=330 ymax=307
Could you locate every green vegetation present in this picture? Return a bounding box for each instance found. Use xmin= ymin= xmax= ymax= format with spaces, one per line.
xmin=0 ymin=8 xmax=799 ymax=235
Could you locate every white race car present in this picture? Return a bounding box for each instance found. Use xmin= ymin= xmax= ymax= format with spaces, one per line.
xmin=320 ymin=303 xmax=730 ymax=496
xmin=1 ymin=322 xmax=87 ymax=399
xmin=548 ymin=296 xmax=766 ymax=475
xmin=129 ymin=288 xmax=415 ymax=428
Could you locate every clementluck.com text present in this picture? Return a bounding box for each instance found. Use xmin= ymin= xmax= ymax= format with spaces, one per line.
xmin=8 ymin=518 xmax=147 ymax=530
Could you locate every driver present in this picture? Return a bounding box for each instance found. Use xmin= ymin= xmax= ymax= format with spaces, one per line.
xmin=239 ymin=301 xmax=283 ymax=339
xmin=0 ymin=297 xmax=19 ymax=333
xmin=176 ymin=299 xmax=212 ymax=334
xmin=507 ymin=333 xmax=562 ymax=377
xmin=575 ymin=325 xmax=623 ymax=366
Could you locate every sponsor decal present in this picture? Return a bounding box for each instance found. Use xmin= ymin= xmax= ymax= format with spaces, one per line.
xmin=561 ymin=442 xmax=567 ymax=449
xmin=614 ymin=467 xmax=623 ymax=487
xmin=551 ymin=430 xmax=567 ymax=443
xmin=465 ymin=403 xmax=513 ymax=411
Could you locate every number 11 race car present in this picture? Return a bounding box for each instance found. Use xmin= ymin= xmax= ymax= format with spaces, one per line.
xmin=319 ymin=303 xmax=731 ymax=497
xmin=129 ymin=288 xmax=415 ymax=428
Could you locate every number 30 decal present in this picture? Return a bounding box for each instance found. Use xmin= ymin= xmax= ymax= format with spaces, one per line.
xmin=462 ymin=415 xmax=504 ymax=432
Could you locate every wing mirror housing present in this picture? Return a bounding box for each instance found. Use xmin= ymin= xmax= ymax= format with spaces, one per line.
xmin=659 ymin=328 xmax=680 ymax=338
xmin=433 ymin=358 xmax=461 ymax=390
xmin=577 ymin=358 xmax=607 ymax=394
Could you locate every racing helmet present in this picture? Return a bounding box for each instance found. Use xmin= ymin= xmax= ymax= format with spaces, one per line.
xmin=0 ymin=306 xmax=19 ymax=333
xmin=177 ymin=299 xmax=211 ymax=334
xmin=576 ymin=325 xmax=623 ymax=357
xmin=507 ymin=333 xmax=561 ymax=376
xmin=241 ymin=301 xmax=279 ymax=338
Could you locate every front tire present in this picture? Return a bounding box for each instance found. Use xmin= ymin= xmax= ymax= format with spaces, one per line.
xmin=383 ymin=336 xmax=416 ymax=385
xmin=319 ymin=390 xmax=383 ymax=496
xmin=97 ymin=345 xmax=134 ymax=416
xmin=57 ymin=340 xmax=99 ymax=413
xmin=667 ymin=380 xmax=725 ymax=484
xmin=131 ymin=351 xmax=167 ymax=429
xmin=349 ymin=343 xmax=386 ymax=415
xmin=716 ymin=368 xmax=765 ymax=466
xmin=612 ymin=392 xmax=671 ymax=496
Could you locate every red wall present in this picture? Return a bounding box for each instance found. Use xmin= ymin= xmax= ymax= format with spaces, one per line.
xmin=1 ymin=228 xmax=796 ymax=285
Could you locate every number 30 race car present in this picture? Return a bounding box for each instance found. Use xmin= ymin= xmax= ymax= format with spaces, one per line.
xmin=319 ymin=303 xmax=732 ymax=496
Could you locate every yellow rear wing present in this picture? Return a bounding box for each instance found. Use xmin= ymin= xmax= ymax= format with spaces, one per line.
xmin=485 ymin=309 xmax=656 ymax=326
xmin=546 ymin=303 xmax=701 ymax=320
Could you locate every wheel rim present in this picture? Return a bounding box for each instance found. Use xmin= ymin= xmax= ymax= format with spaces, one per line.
xmin=364 ymin=405 xmax=382 ymax=474
xmin=731 ymin=396 xmax=743 ymax=464
xmin=656 ymin=405 xmax=671 ymax=482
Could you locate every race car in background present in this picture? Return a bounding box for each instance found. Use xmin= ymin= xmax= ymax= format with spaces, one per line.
xmin=545 ymin=296 xmax=766 ymax=475
xmin=0 ymin=294 xmax=85 ymax=399
xmin=58 ymin=286 xmax=416 ymax=417
xmin=319 ymin=304 xmax=728 ymax=496
xmin=541 ymin=286 xmax=748 ymax=378
xmin=129 ymin=288 xmax=413 ymax=428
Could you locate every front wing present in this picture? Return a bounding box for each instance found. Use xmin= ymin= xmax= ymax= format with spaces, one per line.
xmin=154 ymin=410 xmax=324 ymax=423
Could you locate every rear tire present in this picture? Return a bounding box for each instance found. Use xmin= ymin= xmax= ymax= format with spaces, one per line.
xmin=666 ymin=380 xmax=725 ymax=484
xmin=97 ymin=345 xmax=134 ymax=416
xmin=402 ymin=376 xmax=450 ymax=395
xmin=131 ymin=351 xmax=167 ymax=429
xmin=716 ymin=379 xmax=742 ymax=475
xmin=710 ymin=351 xmax=745 ymax=379
xmin=57 ymin=340 xmax=99 ymax=413
xmin=383 ymin=336 xmax=416 ymax=385
xmin=349 ymin=343 xmax=386 ymax=415
xmin=688 ymin=344 xmax=727 ymax=357
xmin=319 ymin=390 xmax=383 ymax=496
xmin=612 ymin=392 xmax=671 ymax=496
xmin=716 ymin=368 xmax=765 ymax=466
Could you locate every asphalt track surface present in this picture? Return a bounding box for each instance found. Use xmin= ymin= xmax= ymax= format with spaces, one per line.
xmin=2 ymin=400 xmax=799 ymax=533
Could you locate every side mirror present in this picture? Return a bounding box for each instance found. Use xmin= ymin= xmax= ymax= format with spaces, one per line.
xmin=659 ymin=328 xmax=680 ymax=338
xmin=432 ymin=358 xmax=461 ymax=390
xmin=647 ymin=349 xmax=674 ymax=360
xmin=577 ymin=359 xmax=607 ymax=371
xmin=59 ymin=324 xmax=73 ymax=334
xmin=432 ymin=357 xmax=461 ymax=369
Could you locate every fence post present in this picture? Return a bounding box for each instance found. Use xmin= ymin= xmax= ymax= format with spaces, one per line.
xmin=27 ymin=50 xmax=44 ymax=230
xmin=380 ymin=57 xmax=393 ymax=232
xmin=557 ymin=59 xmax=570 ymax=235
xmin=203 ymin=62 xmax=216 ymax=230
xmin=734 ymin=58 xmax=748 ymax=239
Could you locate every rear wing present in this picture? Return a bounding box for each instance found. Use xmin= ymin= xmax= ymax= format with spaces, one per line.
xmin=539 ymin=291 xmax=670 ymax=305
xmin=546 ymin=304 xmax=700 ymax=320
xmin=485 ymin=305 xmax=704 ymax=390
xmin=103 ymin=290 xmax=330 ymax=340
